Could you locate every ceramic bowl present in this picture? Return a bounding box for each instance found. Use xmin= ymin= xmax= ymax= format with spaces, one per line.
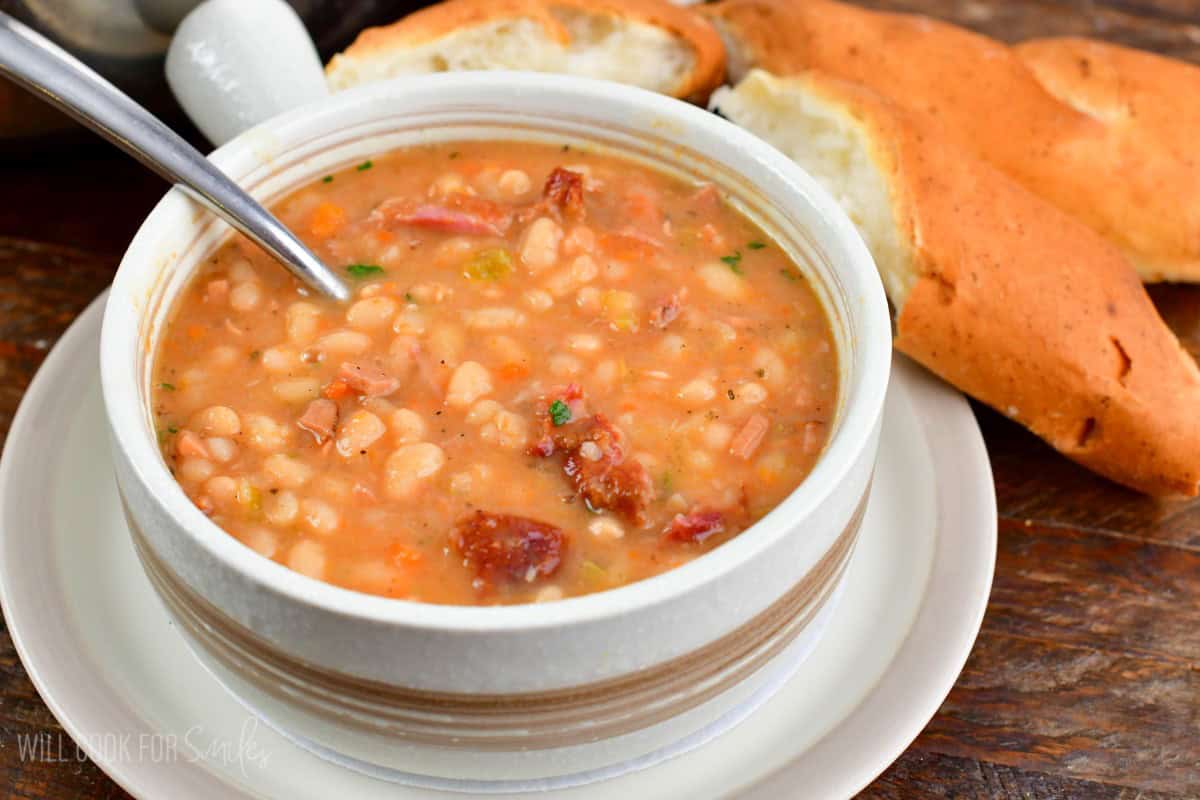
xmin=100 ymin=72 xmax=890 ymax=784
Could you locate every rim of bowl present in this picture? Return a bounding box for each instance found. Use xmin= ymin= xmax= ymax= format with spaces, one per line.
xmin=101 ymin=71 xmax=891 ymax=633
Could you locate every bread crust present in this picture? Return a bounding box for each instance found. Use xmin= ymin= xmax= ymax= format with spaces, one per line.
xmin=328 ymin=0 xmax=725 ymax=103
xmin=724 ymin=70 xmax=1200 ymax=495
xmin=705 ymin=0 xmax=1200 ymax=283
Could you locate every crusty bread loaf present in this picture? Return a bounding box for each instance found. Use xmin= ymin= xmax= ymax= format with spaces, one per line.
xmin=711 ymin=69 xmax=1200 ymax=495
xmin=1014 ymin=37 xmax=1200 ymax=286
xmin=326 ymin=0 xmax=725 ymax=103
xmin=704 ymin=0 xmax=1200 ymax=283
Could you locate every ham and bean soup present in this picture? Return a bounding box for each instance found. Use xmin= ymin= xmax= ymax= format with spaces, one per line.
xmin=152 ymin=141 xmax=838 ymax=605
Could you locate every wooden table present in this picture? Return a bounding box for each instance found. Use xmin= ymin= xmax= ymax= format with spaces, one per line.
xmin=1 ymin=2 xmax=1198 ymax=797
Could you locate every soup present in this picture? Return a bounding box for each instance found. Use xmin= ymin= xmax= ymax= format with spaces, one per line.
xmin=151 ymin=141 xmax=838 ymax=605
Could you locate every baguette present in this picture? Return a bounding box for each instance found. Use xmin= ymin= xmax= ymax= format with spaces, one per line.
xmin=326 ymin=0 xmax=725 ymax=103
xmin=711 ymin=69 xmax=1200 ymax=495
xmin=703 ymin=0 xmax=1200 ymax=283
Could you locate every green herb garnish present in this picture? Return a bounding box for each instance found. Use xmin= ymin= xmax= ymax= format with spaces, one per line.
xmin=356 ymin=160 xmax=373 ymax=172
xmin=167 ymin=425 xmax=179 ymax=434
xmin=779 ymin=268 xmax=799 ymax=282
xmin=404 ymin=291 xmax=415 ymax=303
xmin=322 ymin=175 xmax=334 ymax=184
xmin=464 ymin=248 xmax=514 ymax=281
xmin=249 ymin=350 xmax=261 ymax=361
xmin=747 ymin=240 xmax=766 ymax=250
xmin=721 ymin=251 xmax=744 ymax=274
xmin=158 ymin=382 xmax=176 ymax=392
xmin=549 ymin=399 xmax=572 ymax=427
xmin=345 ymin=263 xmax=385 ymax=279
xmin=660 ymin=471 xmax=674 ymax=493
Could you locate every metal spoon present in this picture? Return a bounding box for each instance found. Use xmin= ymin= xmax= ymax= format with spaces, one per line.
xmin=0 ymin=11 xmax=351 ymax=302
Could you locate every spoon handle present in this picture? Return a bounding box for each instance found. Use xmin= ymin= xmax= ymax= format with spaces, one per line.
xmin=0 ymin=11 xmax=350 ymax=302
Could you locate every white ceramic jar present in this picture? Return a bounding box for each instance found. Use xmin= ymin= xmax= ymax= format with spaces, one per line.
xmin=101 ymin=72 xmax=890 ymax=787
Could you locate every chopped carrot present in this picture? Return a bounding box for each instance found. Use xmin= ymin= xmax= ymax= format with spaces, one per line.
xmin=186 ymin=324 xmax=206 ymax=340
xmin=388 ymin=542 xmax=424 ymax=566
xmin=373 ymin=229 xmax=395 ymax=243
xmin=309 ymin=201 xmax=346 ymax=238
xmin=599 ymin=232 xmax=658 ymax=263
xmin=322 ymin=379 xmax=353 ymax=400
xmin=497 ymin=362 xmax=529 ymax=381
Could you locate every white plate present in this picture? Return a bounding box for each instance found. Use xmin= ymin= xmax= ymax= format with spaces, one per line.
xmin=0 ymin=293 xmax=995 ymax=799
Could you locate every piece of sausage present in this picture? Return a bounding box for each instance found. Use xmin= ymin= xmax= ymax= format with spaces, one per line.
xmin=663 ymin=509 xmax=726 ymax=545
xmin=451 ymin=511 xmax=565 ymax=586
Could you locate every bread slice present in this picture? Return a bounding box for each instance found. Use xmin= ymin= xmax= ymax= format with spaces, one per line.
xmin=711 ymin=69 xmax=1200 ymax=495
xmin=326 ymin=0 xmax=725 ymax=103
xmin=703 ymin=0 xmax=1200 ymax=283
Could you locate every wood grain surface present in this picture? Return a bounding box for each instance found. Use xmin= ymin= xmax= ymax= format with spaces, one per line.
xmin=2 ymin=2 xmax=1199 ymax=798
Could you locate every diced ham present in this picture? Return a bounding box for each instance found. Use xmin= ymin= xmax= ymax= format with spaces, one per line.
xmin=336 ymin=362 xmax=400 ymax=397
xmin=690 ymin=183 xmax=722 ymax=213
xmin=664 ymin=510 xmax=726 ymax=545
xmin=175 ymin=430 xmax=209 ymax=460
xmin=542 ymin=167 xmax=585 ymax=219
xmin=730 ymin=413 xmax=771 ymax=460
xmin=649 ymin=290 xmax=685 ymax=329
xmin=297 ymin=398 xmax=339 ymax=444
xmin=371 ymin=195 xmax=512 ymax=237
xmin=451 ymin=511 xmax=565 ymax=587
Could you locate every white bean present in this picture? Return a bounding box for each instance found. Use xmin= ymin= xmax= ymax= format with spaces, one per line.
xmin=287 ymin=539 xmax=326 ymax=578
xmin=300 ymin=498 xmax=340 ymax=535
xmin=243 ymin=527 xmax=279 ymax=558
xmin=549 ymin=353 xmax=583 ymax=377
xmin=587 ymin=517 xmax=625 ymax=540
xmin=205 ymin=476 xmax=238 ymax=506
xmin=702 ymin=421 xmax=735 ymax=451
xmin=520 ymin=217 xmax=562 ymax=272
xmin=737 ymin=382 xmax=769 ymax=405
xmin=346 ymin=296 xmax=398 ymax=330
xmin=244 ymin=414 xmax=290 ymax=452
xmin=286 ymin=302 xmax=322 ymax=345
xmin=479 ymin=410 xmax=528 ymax=450
xmin=384 ymin=443 xmax=446 ymax=499
xmin=195 ymin=405 xmax=241 ymax=437
xmin=392 ymin=307 xmax=427 ymax=335
xmin=524 ymin=289 xmax=553 ymax=311
xmin=678 ymin=379 xmax=716 ymax=406
xmin=463 ymin=307 xmax=526 ymax=330
xmin=179 ymin=457 xmax=214 ymax=483
xmin=446 ymin=361 xmax=493 ymax=408
xmin=466 ymin=399 xmax=501 ymax=425
xmin=261 ymin=346 xmax=300 ymax=373
xmin=264 ymin=489 xmax=299 ymax=526
xmin=229 ymin=281 xmax=262 ymax=312
xmin=698 ymin=262 xmax=747 ymax=300
xmin=390 ymin=408 xmax=427 ymax=443
xmin=204 ymin=437 xmax=238 ymax=463
xmin=336 ymin=410 xmax=387 ymax=456
xmin=263 ymin=453 xmax=313 ymax=489
xmin=272 ymin=378 xmax=320 ymax=404
xmin=497 ymin=169 xmax=532 ymax=200
xmin=316 ymin=330 xmax=372 ymax=357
